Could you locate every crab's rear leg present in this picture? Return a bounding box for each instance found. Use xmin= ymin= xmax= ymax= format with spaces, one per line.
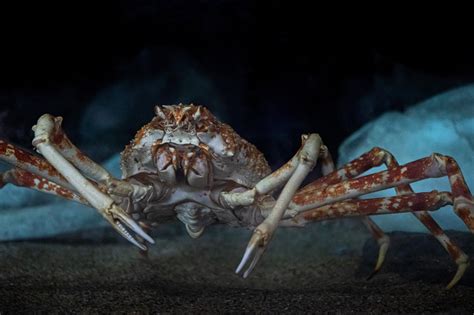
xmin=0 ymin=140 xmax=74 ymax=190
xmin=306 ymin=146 xmax=391 ymax=277
xmin=0 ymin=140 xmax=87 ymax=204
xmin=302 ymin=147 xmax=469 ymax=284
xmin=289 ymin=152 xmax=473 ymax=288
xmin=32 ymin=114 xmax=155 ymax=250
xmin=289 ymin=153 xmax=474 ymax=230
xmin=1 ymin=168 xmax=87 ymax=204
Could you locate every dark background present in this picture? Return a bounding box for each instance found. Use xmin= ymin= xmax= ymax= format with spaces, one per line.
xmin=0 ymin=2 xmax=473 ymax=167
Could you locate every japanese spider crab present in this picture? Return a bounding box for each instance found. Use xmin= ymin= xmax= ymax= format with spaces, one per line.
xmin=0 ymin=104 xmax=472 ymax=288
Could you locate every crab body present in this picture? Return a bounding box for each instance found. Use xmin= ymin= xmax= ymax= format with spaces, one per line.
xmin=118 ymin=105 xmax=272 ymax=235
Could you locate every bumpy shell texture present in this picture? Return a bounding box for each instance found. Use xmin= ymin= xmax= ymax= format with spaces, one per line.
xmin=120 ymin=104 xmax=271 ymax=188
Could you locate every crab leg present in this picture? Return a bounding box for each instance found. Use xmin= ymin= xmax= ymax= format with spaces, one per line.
xmin=288 ymin=153 xmax=473 ymax=287
xmin=369 ymin=149 xmax=468 ymax=288
xmin=235 ymin=133 xmax=321 ymax=277
xmin=294 ymin=191 xmax=452 ymax=219
xmin=299 ymin=146 xmax=392 ymax=277
xmin=1 ymin=167 xmax=86 ymax=204
xmin=220 ymin=138 xmax=336 ymax=209
xmin=299 ymin=147 xmax=469 ymax=286
xmin=32 ymin=115 xmax=149 ymax=199
xmin=292 ymin=190 xmax=465 ymax=285
xmin=361 ymin=217 xmax=390 ymax=278
xmin=288 ymin=153 xmax=474 ymax=232
xmin=0 ymin=140 xmax=74 ymax=191
xmin=32 ymin=114 xmax=154 ymax=250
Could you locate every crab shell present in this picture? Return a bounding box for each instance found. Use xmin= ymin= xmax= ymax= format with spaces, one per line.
xmin=120 ymin=104 xmax=271 ymax=188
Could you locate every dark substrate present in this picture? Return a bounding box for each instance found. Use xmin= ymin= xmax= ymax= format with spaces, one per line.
xmin=0 ymin=221 xmax=473 ymax=313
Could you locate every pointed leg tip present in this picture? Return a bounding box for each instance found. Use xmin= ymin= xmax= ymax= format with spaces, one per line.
xmin=445 ymin=261 xmax=469 ymax=289
xmin=136 ymin=243 xmax=147 ymax=251
xmin=235 ymin=260 xmax=246 ymax=275
xmin=445 ymin=278 xmax=459 ymax=290
xmin=147 ymin=237 xmax=155 ymax=245
xmin=366 ymin=269 xmax=379 ymax=281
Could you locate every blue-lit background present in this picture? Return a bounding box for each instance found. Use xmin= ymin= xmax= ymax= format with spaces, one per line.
xmin=0 ymin=2 xmax=473 ymax=239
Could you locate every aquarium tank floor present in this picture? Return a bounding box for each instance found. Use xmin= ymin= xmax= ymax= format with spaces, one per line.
xmin=0 ymin=221 xmax=473 ymax=313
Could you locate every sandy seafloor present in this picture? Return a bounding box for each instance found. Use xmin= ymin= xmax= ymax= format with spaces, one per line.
xmin=0 ymin=220 xmax=473 ymax=314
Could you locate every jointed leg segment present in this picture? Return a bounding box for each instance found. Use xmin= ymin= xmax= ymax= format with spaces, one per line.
xmin=0 ymin=167 xmax=86 ymax=204
xmin=290 ymin=148 xmax=472 ymax=288
xmin=296 ymin=145 xmax=392 ymax=277
xmin=0 ymin=140 xmax=74 ymax=191
xmin=32 ymin=115 xmax=150 ymax=199
xmin=298 ymin=146 xmax=393 ymax=278
xmin=289 ymin=152 xmax=474 ymax=227
xmin=30 ymin=114 xmax=154 ymax=249
xmin=234 ymin=134 xmax=322 ymax=277
xmin=220 ymin=135 xmax=311 ymax=209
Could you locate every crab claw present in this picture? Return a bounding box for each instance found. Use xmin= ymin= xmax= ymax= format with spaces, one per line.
xmin=102 ymin=204 xmax=155 ymax=251
xmin=235 ymin=224 xmax=273 ymax=278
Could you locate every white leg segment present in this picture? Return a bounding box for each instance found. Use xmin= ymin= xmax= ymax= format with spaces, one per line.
xmin=32 ymin=115 xmax=149 ymax=200
xmin=235 ymin=133 xmax=322 ymax=277
xmin=220 ymin=136 xmax=312 ymax=208
xmin=32 ymin=114 xmax=154 ymax=250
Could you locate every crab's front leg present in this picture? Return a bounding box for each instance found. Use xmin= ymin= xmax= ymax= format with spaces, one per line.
xmin=234 ymin=134 xmax=321 ymax=277
xmin=32 ymin=114 xmax=155 ymax=250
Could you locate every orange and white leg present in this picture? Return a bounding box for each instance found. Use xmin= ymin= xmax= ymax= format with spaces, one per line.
xmin=31 ymin=114 xmax=154 ymax=250
xmin=368 ymin=149 xmax=468 ymax=287
xmin=300 ymin=147 xmax=469 ymax=285
xmin=288 ymin=153 xmax=474 ymax=230
xmin=0 ymin=167 xmax=86 ymax=204
xmin=293 ymin=192 xmax=465 ymax=288
xmin=0 ymin=140 xmax=88 ymax=204
xmin=287 ymin=151 xmax=473 ymax=288
xmin=0 ymin=140 xmax=74 ymax=190
xmin=300 ymin=146 xmax=392 ymax=278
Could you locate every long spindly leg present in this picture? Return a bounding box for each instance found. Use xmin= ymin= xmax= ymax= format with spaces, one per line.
xmin=303 ymin=147 xmax=469 ymax=285
xmin=0 ymin=139 xmax=89 ymax=204
xmin=222 ymin=140 xmax=333 ymax=210
xmin=220 ymin=137 xmax=309 ymax=209
xmin=32 ymin=114 xmax=154 ymax=250
xmin=305 ymin=146 xmax=392 ymax=278
xmin=293 ymin=191 xmax=452 ymax=221
xmin=0 ymin=140 xmax=74 ymax=191
xmin=288 ymin=153 xmax=474 ymax=230
xmin=362 ymin=217 xmax=390 ymax=278
xmin=1 ymin=167 xmax=87 ymax=204
xmin=235 ymin=134 xmax=322 ymax=278
xmin=288 ymin=152 xmax=473 ymax=288
xmin=293 ymin=191 xmax=467 ymax=286
xmin=30 ymin=115 xmax=150 ymax=199
xmin=370 ymin=149 xmax=468 ymax=287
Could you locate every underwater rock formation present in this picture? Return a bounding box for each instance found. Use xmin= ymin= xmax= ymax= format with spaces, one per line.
xmin=339 ymin=84 xmax=474 ymax=232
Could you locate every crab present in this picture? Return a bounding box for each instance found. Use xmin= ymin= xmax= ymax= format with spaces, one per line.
xmin=0 ymin=104 xmax=473 ymax=288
